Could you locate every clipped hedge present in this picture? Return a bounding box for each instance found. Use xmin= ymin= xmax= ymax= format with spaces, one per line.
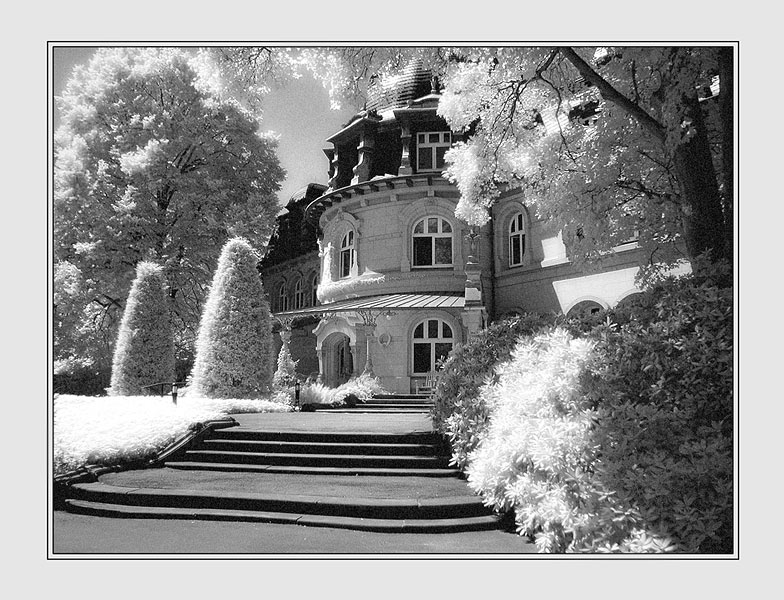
xmin=109 ymin=262 xmax=175 ymax=396
xmin=190 ymin=238 xmax=274 ymax=398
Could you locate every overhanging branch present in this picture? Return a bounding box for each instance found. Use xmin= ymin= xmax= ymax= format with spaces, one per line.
xmin=558 ymin=47 xmax=666 ymax=144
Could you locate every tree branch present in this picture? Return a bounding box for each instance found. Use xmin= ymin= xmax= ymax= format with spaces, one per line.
xmin=558 ymin=47 xmax=666 ymax=143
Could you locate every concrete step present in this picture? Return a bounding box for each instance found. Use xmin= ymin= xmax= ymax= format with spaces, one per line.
xmin=197 ymin=439 xmax=445 ymax=456
xmin=324 ymin=408 xmax=431 ymax=414
xmin=359 ymin=398 xmax=434 ymax=405
xmin=164 ymin=461 xmax=462 ymax=477
xmin=178 ymin=450 xmax=452 ymax=469
xmin=209 ymin=429 xmax=445 ymax=445
xmin=65 ymin=499 xmax=502 ymax=533
xmin=67 ymin=481 xmax=490 ymax=520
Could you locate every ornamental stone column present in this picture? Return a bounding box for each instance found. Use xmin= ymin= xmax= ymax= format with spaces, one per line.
xmin=317 ymin=346 xmax=326 ymax=384
xmin=362 ymin=323 xmax=376 ymax=376
xmin=462 ymin=226 xmax=487 ymax=339
xmin=350 ymin=344 xmax=359 ymax=376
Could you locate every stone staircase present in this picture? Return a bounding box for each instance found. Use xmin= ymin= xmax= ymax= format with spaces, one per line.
xmin=60 ymin=409 xmax=505 ymax=534
xmin=324 ymin=393 xmax=434 ymax=414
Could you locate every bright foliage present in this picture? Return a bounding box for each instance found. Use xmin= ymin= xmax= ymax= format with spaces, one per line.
xmin=109 ymin=262 xmax=174 ymax=396
xmin=189 ymin=238 xmax=274 ymax=398
xmin=288 ymin=46 xmax=730 ymax=271
xmin=272 ymin=330 xmax=299 ymax=389
xmin=431 ymin=313 xmax=558 ymax=469
xmin=54 ymin=48 xmax=284 ymax=383
xmin=439 ymin=265 xmax=733 ymax=553
xmin=298 ymin=373 xmax=384 ymax=408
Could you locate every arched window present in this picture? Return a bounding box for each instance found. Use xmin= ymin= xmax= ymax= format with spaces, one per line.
xmin=293 ymin=278 xmax=305 ymax=310
xmin=509 ymin=212 xmax=526 ymax=267
xmin=309 ymin=273 xmax=318 ymax=307
xmin=340 ymin=230 xmax=355 ymax=278
xmin=412 ymin=216 xmax=453 ymax=267
xmin=412 ymin=318 xmax=454 ymax=374
xmin=277 ymin=282 xmax=289 ymax=312
xmin=566 ymin=300 xmax=604 ymax=319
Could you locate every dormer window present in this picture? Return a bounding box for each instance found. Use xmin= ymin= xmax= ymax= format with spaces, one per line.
xmin=417 ymin=131 xmax=451 ymax=172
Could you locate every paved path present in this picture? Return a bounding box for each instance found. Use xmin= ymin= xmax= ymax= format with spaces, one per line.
xmin=53 ymin=511 xmax=535 ymax=554
xmin=53 ymin=409 xmax=537 ymax=555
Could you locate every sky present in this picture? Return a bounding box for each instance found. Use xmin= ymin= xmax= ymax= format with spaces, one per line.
xmin=52 ymin=46 xmax=357 ymax=208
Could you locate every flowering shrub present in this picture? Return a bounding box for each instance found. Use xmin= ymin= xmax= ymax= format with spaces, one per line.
xmin=466 ymin=328 xmax=672 ymax=552
xmin=298 ymin=373 xmax=384 ymax=408
xmin=462 ymin=266 xmax=733 ymax=553
xmin=109 ymin=262 xmax=175 ymax=396
xmin=431 ymin=313 xmax=558 ymax=469
xmin=189 ymin=238 xmax=274 ymax=398
xmin=54 ymin=393 xmax=292 ymax=475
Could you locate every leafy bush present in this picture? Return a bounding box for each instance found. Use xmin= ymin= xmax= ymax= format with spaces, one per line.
xmin=462 ymin=266 xmax=733 ymax=553
xmin=190 ymin=238 xmax=274 ymax=398
xmin=54 ymin=358 xmax=110 ymax=396
xmin=583 ymin=262 xmax=733 ymax=553
xmin=431 ymin=313 xmax=558 ymax=469
xmin=466 ymin=328 xmax=646 ymax=552
xmin=298 ymin=373 xmax=384 ymax=408
xmin=109 ymin=262 xmax=175 ymax=396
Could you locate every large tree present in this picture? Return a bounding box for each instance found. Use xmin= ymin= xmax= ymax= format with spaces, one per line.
xmin=54 ymin=48 xmax=285 ymax=379
xmin=436 ymin=46 xmax=732 ymax=273
xmin=211 ymin=46 xmax=732 ymax=273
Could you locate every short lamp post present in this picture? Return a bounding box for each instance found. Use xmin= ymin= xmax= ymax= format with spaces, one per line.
xmin=171 ymin=383 xmax=178 ymax=406
xmin=294 ymin=380 xmax=301 ymax=408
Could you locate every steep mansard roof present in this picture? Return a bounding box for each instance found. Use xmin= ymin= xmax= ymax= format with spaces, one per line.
xmin=365 ymin=58 xmax=434 ymax=114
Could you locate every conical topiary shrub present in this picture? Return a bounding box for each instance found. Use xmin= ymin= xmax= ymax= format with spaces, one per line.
xmin=189 ymin=237 xmax=274 ymax=398
xmin=109 ymin=262 xmax=175 ymax=396
xmin=273 ymin=327 xmax=299 ymax=389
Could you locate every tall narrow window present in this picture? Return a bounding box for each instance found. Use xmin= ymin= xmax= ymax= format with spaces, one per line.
xmin=293 ymin=278 xmax=305 ymax=310
xmin=416 ymin=131 xmax=451 ymax=171
xmin=509 ymin=212 xmax=526 ymax=267
xmin=412 ymin=216 xmax=453 ymax=267
xmin=310 ymin=273 xmax=318 ymax=307
xmin=277 ymin=282 xmax=288 ymax=312
xmin=412 ymin=318 xmax=454 ymax=374
xmin=340 ymin=230 xmax=355 ymax=278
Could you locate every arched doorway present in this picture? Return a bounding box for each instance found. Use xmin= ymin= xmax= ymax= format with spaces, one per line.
xmin=322 ymin=332 xmax=354 ymax=387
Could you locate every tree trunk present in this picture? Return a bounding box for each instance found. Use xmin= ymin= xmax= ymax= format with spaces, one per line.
xmin=671 ymin=92 xmax=729 ymax=265
xmin=560 ymin=47 xmax=731 ymax=267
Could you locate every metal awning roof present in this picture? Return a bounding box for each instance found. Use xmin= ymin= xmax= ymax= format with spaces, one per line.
xmin=274 ymin=293 xmax=465 ymax=318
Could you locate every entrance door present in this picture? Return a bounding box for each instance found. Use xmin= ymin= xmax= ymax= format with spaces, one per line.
xmin=335 ymin=336 xmax=353 ymax=386
xmin=323 ymin=332 xmax=354 ymax=387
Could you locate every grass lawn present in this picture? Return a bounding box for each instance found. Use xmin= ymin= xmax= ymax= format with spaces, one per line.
xmin=53 ymin=392 xmax=292 ymax=476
